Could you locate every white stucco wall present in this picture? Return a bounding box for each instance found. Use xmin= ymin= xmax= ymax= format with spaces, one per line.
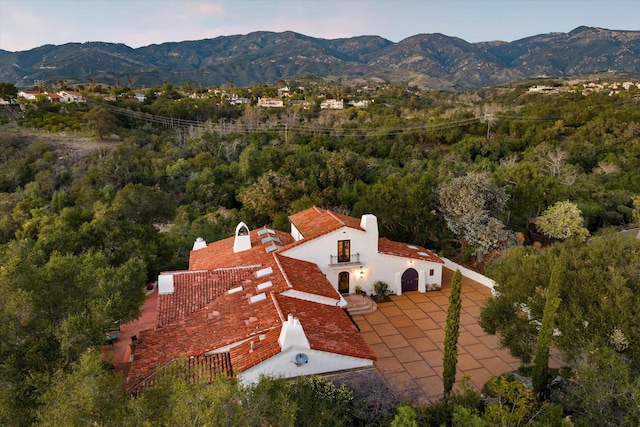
xmin=280 ymin=228 xmax=443 ymax=296
xmin=237 ymin=347 xmax=374 ymax=384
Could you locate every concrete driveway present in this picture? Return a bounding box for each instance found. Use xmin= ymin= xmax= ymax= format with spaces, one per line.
xmin=352 ymin=268 xmax=562 ymax=402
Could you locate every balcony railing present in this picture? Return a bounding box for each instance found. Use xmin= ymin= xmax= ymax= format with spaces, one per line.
xmin=329 ymin=253 xmax=360 ymax=265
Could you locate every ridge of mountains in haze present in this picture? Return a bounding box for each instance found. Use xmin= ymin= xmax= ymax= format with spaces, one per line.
xmin=1 ymin=26 xmax=640 ymax=90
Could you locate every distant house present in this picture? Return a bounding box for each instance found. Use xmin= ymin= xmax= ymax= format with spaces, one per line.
xmin=58 ymin=90 xmax=86 ymax=103
xmin=288 ymin=99 xmax=312 ymax=109
xmin=47 ymin=93 xmax=63 ymax=102
xmin=17 ymin=90 xmax=40 ymax=101
xmin=349 ymin=99 xmax=372 ymax=108
xmin=229 ymin=95 xmax=250 ymax=105
xmin=320 ymin=99 xmax=344 ymax=110
xmin=257 ymin=97 xmax=284 ymax=108
xmin=133 ymin=93 xmax=146 ymax=102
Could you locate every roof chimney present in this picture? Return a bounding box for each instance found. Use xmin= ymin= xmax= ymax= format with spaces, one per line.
xmin=233 ymin=222 xmax=252 ymax=253
xmin=192 ymin=237 xmax=207 ymax=251
xmin=278 ymin=314 xmax=310 ymax=351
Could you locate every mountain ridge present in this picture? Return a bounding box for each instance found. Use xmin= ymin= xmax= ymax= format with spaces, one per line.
xmin=2 ymin=27 xmax=640 ymax=90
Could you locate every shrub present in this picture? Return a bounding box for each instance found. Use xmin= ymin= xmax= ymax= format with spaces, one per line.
xmin=373 ymin=280 xmax=391 ymax=302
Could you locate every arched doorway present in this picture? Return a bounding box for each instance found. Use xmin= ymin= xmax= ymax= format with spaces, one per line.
xmin=338 ymin=271 xmax=350 ymax=294
xmin=401 ymin=268 xmax=418 ymax=293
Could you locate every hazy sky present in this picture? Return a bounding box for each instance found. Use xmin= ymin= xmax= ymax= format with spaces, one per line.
xmin=1 ymin=0 xmax=638 ymax=52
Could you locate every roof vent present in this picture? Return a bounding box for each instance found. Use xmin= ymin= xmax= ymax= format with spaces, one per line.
xmin=294 ymin=353 xmax=309 ymax=366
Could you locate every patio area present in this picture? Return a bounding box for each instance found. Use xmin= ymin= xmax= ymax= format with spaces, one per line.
xmin=352 ymin=267 xmax=562 ymax=402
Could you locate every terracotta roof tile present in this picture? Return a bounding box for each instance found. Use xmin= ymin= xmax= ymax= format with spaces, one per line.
xmin=288 ymin=206 xmax=363 ymax=239
xmin=189 ymin=228 xmax=294 ymax=270
xmin=129 ymin=352 xmax=234 ymax=393
xmin=276 ymin=255 xmax=342 ymax=300
xmin=156 ymin=268 xmax=258 ymax=328
xmin=378 ymin=237 xmax=444 ymax=264
xmin=275 ymin=294 xmax=376 ymax=361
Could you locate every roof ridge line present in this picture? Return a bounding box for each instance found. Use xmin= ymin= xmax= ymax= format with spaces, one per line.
xmin=326 ymin=209 xmax=347 ymax=226
xmin=271 ymin=291 xmax=285 ymax=323
xmin=272 ymin=253 xmax=293 ymax=289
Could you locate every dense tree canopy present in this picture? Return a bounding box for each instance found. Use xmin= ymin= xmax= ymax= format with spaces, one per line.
xmin=1 ymin=77 xmax=640 ymax=425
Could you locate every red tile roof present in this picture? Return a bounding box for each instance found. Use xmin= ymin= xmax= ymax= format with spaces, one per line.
xmin=277 ymin=255 xmax=342 ymax=300
xmin=275 ymin=294 xmax=376 ymax=360
xmin=189 ymin=227 xmax=294 ymax=270
xmin=288 ymin=206 xmax=363 ymax=239
xmin=377 ymin=237 xmax=444 ymax=264
xmin=156 ymin=268 xmax=258 ymax=328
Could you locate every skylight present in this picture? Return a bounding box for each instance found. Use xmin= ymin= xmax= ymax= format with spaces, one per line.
xmin=257 ymin=228 xmax=276 ymax=236
xmin=256 ymin=267 xmax=273 ymax=278
xmin=265 ymin=245 xmax=281 ymax=253
xmin=407 ymin=245 xmax=418 ymax=249
xmin=261 ymin=236 xmax=281 ymax=244
xmin=257 ymin=281 xmax=273 ymax=290
xmin=249 ymin=293 xmax=267 ymax=303
xmin=417 ymin=251 xmax=430 ymax=257
xmin=227 ymin=286 xmax=243 ymax=294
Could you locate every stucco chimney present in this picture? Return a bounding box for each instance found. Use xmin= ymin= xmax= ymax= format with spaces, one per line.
xmin=192 ymin=237 xmax=207 ymax=251
xmin=233 ymin=222 xmax=252 ymax=253
xmin=278 ymin=314 xmax=310 ymax=351
xmin=360 ymin=214 xmax=379 ymax=235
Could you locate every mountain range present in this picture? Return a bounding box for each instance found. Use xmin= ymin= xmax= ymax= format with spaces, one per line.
xmin=1 ymin=26 xmax=640 ymax=91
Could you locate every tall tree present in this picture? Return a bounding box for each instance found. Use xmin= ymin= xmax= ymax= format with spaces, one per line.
xmin=532 ymin=255 xmax=562 ymax=400
xmin=437 ymin=172 xmax=518 ymax=259
xmin=443 ymin=269 xmax=463 ymax=397
xmin=84 ymin=106 xmax=117 ymax=140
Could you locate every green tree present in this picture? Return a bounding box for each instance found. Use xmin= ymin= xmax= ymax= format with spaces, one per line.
xmin=0 ymin=82 xmax=18 ymax=100
xmin=84 ymin=106 xmax=118 ymax=139
xmin=437 ymin=172 xmax=518 ymax=259
xmin=480 ymin=233 xmax=640 ymax=367
xmin=536 ymin=200 xmax=589 ymax=241
xmin=443 ymin=269 xmax=463 ymax=397
xmin=36 ymin=350 xmax=128 ymax=427
xmin=532 ymin=256 xmax=562 ymax=400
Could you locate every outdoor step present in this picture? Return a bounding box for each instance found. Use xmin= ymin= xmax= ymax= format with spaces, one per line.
xmin=344 ymin=294 xmax=377 ymax=316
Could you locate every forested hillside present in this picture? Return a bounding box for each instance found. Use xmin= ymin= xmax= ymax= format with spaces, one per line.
xmin=1 ymin=78 xmax=639 ymax=425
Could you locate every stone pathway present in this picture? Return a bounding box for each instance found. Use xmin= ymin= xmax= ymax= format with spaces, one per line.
xmin=352 ymin=268 xmax=562 ymax=402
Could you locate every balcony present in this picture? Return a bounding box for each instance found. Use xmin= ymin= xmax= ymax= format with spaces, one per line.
xmin=329 ymin=253 xmax=360 ymax=266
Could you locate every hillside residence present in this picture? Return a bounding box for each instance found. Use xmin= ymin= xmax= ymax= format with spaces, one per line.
xmin=126 ymin=207 xmax=443 ymax=391
xmin=257 ymin=97 xmax=284 ymax=107
xmin=17 ymin=90 xmax=86 ymax=103
xmin=320 ymin=99 xmax=344 ymax=110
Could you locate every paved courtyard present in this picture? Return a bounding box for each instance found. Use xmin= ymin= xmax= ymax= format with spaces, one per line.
xmin=352 ymin=268 xmax=562 ymax=402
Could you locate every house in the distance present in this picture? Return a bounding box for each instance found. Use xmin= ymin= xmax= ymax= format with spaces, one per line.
xmin=257 ymin=97 xmax=284 ymax=107
xmin=125 ymin=207 xmax=442 ymax=391
xmin=58 ymin=90 xmax=86 ymax=103
xmin=320 ymin=99 xmax=344 ymax=110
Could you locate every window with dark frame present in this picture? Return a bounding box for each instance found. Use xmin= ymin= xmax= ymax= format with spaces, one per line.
xmin=337 ymin=240 xmax=350 ymax=263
